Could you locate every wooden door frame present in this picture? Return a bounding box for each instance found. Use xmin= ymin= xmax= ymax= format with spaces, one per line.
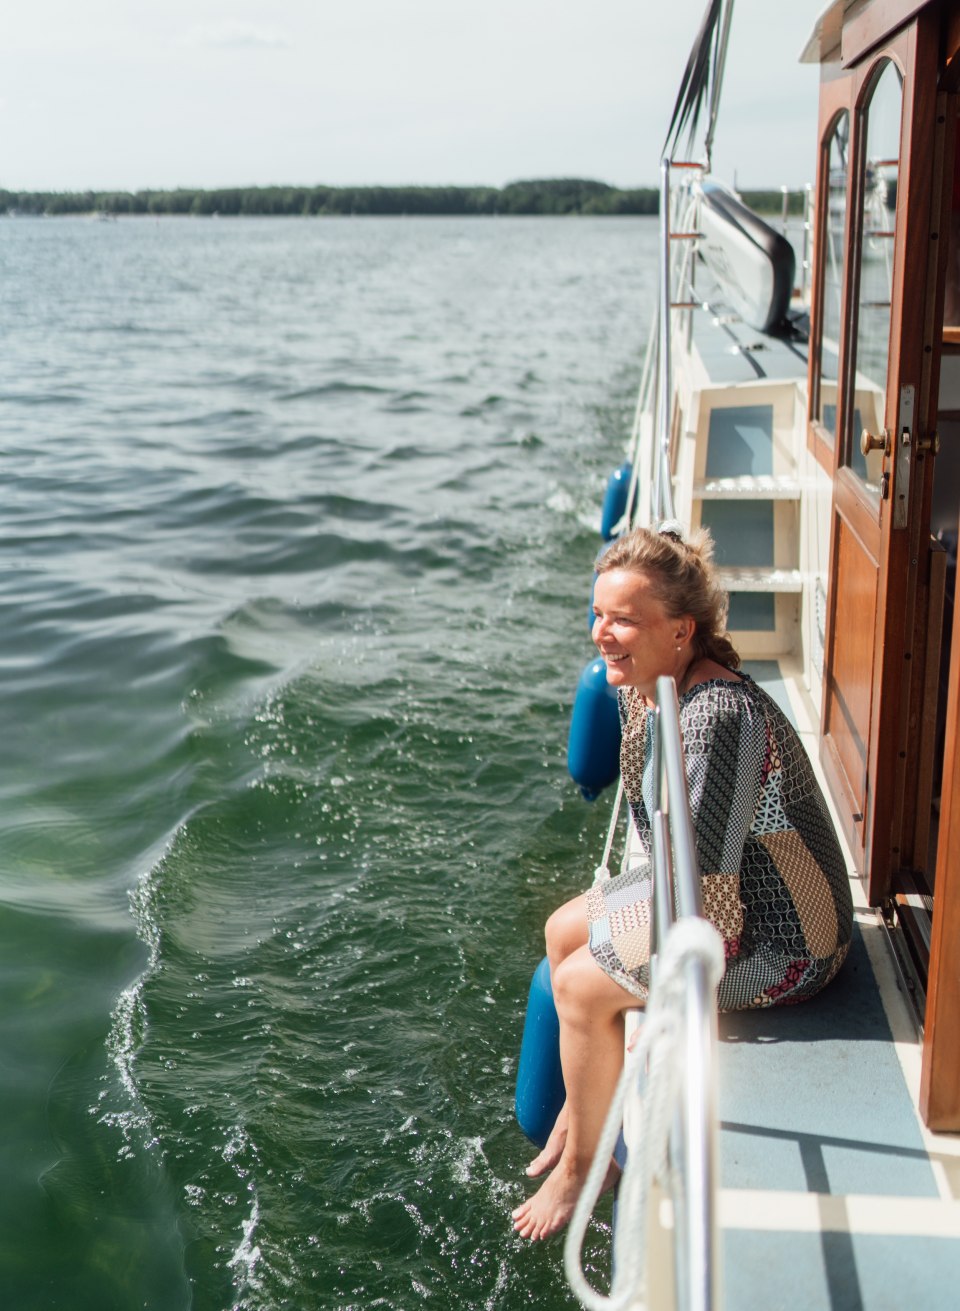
xmin=920 ymin=27 xmax=960 ymax=1132
xmin=923 ymin=568 xmax=960 ymax=1127
xmin=816 ymin=10 xmax=941 ymax=904
xmin=921 ymin=543 xmax=960 ymax=1127
xmin=808 ymin=0 xmax=960 ymax=1137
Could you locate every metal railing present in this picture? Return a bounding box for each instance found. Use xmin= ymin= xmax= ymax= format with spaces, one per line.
xmin=619 ymin=154 xmax=706 ymax=534
xmin=650 ymin=155 xmax=707 ymax=530
xmin=638 ymin=163 xmax=812 ymax=535
xmin=655 ymin=158 xmax=679 ymax=526
xmin=647 ymin=675 xmax=720 ymax=1311
xmin=565 ymin=678 xmax=721 ymax=1311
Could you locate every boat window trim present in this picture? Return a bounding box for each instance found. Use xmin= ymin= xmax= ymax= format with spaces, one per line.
xmin=839 ymin=54 xmax=905 ymax=510
xmin=810 ymin=107 xmax=853 ymax=471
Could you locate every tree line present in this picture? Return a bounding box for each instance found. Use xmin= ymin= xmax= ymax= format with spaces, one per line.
xmin=0 ymin=178 xmax=802 ymax=218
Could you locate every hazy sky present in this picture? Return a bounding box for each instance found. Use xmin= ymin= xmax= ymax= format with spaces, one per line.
xmin=2 ymin=1 xmax=825 ymax=193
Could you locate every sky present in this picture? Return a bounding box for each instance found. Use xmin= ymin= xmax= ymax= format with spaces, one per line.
xmin=1 ymin=1 xmax=826 ymax=194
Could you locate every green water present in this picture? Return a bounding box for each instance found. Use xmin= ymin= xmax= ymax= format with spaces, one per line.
xmin=0 ymin=214 xmax=656 ymax=1308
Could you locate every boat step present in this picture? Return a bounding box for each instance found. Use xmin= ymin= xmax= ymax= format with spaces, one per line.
xmin=718 ymin=567 xmax=803 ymax=593
xmin=695 ymin=474 xmax=801 ymax=500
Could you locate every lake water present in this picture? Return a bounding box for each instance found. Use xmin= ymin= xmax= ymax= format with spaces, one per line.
xmin=0 ymin=214 xmax=656 ymax=1309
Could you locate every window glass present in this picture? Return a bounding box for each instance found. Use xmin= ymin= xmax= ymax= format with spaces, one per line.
xmin=944 ymin=124 xmax=960 ymax=330
xmin=847 ymin=61 xmax=902 ymax=497
xmin=817 ymin=112 xmax=849 ymax=443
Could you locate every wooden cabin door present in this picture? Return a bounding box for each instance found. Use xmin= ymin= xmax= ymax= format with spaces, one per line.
xmin=819 ymin=10 xmax=940 ymax=904
xmin=920 ymin=7 xmax=960 ymax=1131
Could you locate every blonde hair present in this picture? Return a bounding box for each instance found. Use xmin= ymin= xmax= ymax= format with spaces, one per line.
xmin=596 ymin=525 xmax=741 ymax=669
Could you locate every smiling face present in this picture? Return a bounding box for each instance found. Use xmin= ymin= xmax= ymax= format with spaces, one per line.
xmin=592 ymin=568 xmax=695 ymax=698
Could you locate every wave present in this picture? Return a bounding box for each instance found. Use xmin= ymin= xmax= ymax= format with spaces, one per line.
xmin=0 ymin=390 xmax=85 ymax=405
xmin=277 ymin=381 xmax=391 ymax=402
xmin=156 ymin=408 xmax=262 ymax=429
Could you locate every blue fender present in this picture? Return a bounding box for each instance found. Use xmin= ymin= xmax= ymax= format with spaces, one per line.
xmin=515 ymin=957 xmax=566 ymax=1147
xmin=567 ymin=658 xmax=621 ymax=800
xmin=600 ymin=461 xmax=633 ymax=541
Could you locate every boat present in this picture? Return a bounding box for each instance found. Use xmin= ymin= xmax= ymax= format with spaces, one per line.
xmin=541 ymin=0 xmax=960 ymax=1305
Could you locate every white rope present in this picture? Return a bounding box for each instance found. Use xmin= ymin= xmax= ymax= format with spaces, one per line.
xmin=593 ymin=778 xmax=626 ymax=883
xmin=563 ymin=918 xmax=725 ymax=1311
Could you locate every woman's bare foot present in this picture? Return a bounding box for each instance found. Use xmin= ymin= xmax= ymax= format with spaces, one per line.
xmin=512 ymin=1155 xmax=620 ymax=1241
xmin=526 ymin=1103 xmax=567 ymax=1177
xmin=512 ymin=1158 xmax=584 ymax=1241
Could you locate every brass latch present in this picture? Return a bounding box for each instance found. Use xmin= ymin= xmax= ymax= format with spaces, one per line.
xmin=915 ymin=431 xmax=940 ymax=455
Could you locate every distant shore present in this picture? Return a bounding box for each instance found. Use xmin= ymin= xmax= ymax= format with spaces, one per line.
xmin=1 ymin=178 xmax=803 ymax=219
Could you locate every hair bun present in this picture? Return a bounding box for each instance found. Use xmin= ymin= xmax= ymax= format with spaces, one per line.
xmin=657 ymin=519 xmax=685 ymax=543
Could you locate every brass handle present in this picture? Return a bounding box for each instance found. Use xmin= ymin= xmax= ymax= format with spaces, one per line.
xmin=860 ymin=428 xmax=889 ymax=457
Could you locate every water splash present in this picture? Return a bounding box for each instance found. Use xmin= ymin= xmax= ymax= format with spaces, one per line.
xmin=228 ymin=1191 xmax=264 ymax=1311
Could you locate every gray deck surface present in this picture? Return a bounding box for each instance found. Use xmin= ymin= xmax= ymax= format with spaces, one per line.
xmin=719 ymin=929 xmax=934 ymax=1199
xmin=715 ymin=662 xmax=960 ymax=1308
xmin=722 ymin=1229 xmax=960 ymax=1311
xmin=740 ymin=660 xmax=797 ymax=727
xmin=718 ymin=930 xmax=960 ymax=1309
xmin=689 ymin=300 xmax=809 ymax=387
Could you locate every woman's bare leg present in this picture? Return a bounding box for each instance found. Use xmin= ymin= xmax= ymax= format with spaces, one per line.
xmin=545 ymin=893 xmax=589 ymax=974
xmin=526 ymin=895 xmax=590 ymax=1177
xmin=526 ymin=1103 xmax=568 ymax=1178
xmin=513 ymin=944 xmax=630 ymax=1240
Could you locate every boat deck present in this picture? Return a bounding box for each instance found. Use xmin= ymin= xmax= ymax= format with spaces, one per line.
xmin=685 ymin=259 xmax=809 ymax=389
xmin=718 ymin=663 xmax=960 ymax=1310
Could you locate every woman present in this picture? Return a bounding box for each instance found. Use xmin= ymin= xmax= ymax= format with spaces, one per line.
xmin=512 ymin=525 xmax=853 ymax=1241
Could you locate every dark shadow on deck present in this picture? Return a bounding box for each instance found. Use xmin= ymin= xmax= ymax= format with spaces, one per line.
xmin=720 ymin=924 xmax=888 ymax=1049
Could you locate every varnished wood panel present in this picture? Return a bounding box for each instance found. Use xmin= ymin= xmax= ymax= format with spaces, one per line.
xmin=866 ymin=8 xmax=941 ymax=903
xmin=818 ymin=10 xmax=942 ymax=907
xmin=815 ymin=0 xmax=960 ymax=1131
xmin=824 ymin=516 xmax=878 ymax=818
xmin=834 ymin=466 xmax=882 ymax=550
xmin=842 ymin=0 xmax=927 ymax=67
xmin=903 ymin=540 xmax=946 ymax=873
xmin=821 ymin=732 xmax=866 ymax=864
xmin=921 ymin=545 xmax=960 ymax=1127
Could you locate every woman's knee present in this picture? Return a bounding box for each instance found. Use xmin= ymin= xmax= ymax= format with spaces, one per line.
xmin=552 ymin=945 xmax=633 ymax=1026
xmin=545 ymin=895 xmax=588 ymax=965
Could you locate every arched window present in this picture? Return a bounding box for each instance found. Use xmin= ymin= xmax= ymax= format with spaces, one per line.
xmin=846 ymin=59 xmax=903 ymax=498
xmin=816 ymin=110 xmax=850 ymax=445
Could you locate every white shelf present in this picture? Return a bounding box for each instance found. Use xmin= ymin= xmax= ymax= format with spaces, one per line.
xmin=695 ymin=475 xmax=801 ymax=500
xmin=718 ymin=567 xmax=803 ymax=593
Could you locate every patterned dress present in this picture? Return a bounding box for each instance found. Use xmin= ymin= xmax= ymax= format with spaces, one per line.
xmin=587 ymin=673 xmax=853 ymax=1010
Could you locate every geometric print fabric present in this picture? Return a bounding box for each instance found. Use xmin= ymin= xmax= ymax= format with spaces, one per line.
xmin=588 ymin=673 xmax=854 ymax=1010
